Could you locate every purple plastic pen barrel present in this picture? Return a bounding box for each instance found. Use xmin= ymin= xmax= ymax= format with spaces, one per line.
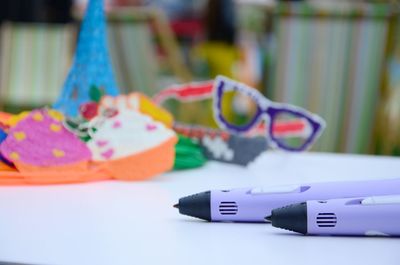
xmin=174 ymin=178 xmax=400 ymax=222
xmin=269 ymin=195 xmax=400 ymax=236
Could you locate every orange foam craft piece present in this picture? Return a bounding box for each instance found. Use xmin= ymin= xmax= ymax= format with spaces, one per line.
xmin=0 ymin=161 xmax=16 ymax=171
xmin=0 ymin=166 xmax=111 ymax=185
xmin=96 ymin=137 xmax=177 ymax=181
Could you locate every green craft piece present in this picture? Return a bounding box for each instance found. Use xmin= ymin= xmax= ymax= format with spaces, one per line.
xmin=63 ymin=117 xmax=96 ymax=142
xmin=173 ymin=134 xmax=207 ymax=170
xmin=65 ymin=119 xmax=79 ymax=129
xmin=176 ymin=135 xmax=200 ymax=147
xmin=89 ymin=85 xmax=104 ymax=103
xmin=80 ymin=134 xmax=93 ymax=143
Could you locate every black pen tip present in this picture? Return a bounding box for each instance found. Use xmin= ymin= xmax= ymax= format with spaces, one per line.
xmin=173 ymin=203 xmax=179 ymax=209
xmin=264 ymin=215 xmax=272 ymax=222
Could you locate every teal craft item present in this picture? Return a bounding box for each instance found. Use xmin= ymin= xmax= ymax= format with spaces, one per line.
xmin=54 ymin=0 xmax=119 ymax=117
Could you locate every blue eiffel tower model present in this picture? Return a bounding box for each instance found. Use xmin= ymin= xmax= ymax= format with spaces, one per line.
xmin=54 ymin=0 xmax=119 ymax=116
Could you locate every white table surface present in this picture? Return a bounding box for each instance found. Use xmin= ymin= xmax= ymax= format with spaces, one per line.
xmin=0 ymin=152 xmax=399 ymax=265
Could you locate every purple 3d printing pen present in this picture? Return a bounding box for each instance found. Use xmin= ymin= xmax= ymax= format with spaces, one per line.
xmin=267 ymin=195 xmax=400 ymax=236
xmin=174 ymin=178 xmax=400 ymax=222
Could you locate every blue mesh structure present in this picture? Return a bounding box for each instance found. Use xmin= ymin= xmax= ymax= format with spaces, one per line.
xmin=54 ymin=0 xmax=119 ymax=116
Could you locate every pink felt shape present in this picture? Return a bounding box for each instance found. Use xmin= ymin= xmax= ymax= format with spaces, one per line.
xmin=146 ymin=124 xmax=157 ymax=131
xmin=112 ymin=120 xmax=122 ymax=129
xmin=0 ymin=109 xmax=92 ymax=167
xmin=101 ymin=149 xmax=114 ymax=159
xmin=96 ymin=140 xmax=108 ymax=147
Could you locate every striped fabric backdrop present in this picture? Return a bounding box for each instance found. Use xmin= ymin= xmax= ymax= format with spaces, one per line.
xmin=0 ymin=8 xmax=187 ymax=111
xmin=264 ymin=3 xmax=396 ymax=154
xmin=107 ymin=21 xmax=159 ymax=95
xmin=0 ymin=23 xmax=74 ymax=109
xmin=105 ymin=8 xmax=192 ymax=96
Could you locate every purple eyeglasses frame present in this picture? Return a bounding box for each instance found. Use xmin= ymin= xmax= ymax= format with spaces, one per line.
xmin=212 ymin=76 xmax=326 ymax=152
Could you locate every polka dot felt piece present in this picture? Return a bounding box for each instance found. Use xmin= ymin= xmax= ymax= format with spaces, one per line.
xmin=87 ymin=110 xmax=175 ymax=161
xmin=0 ymin=109 xmax=92 ymax=172
xmin=86 ymin=109 xmax=177 ymax=180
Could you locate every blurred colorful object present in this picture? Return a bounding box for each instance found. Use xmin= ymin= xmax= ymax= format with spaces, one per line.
xmin=174 ymin=123 xmax=267 ymax=166
xmin=99 ymin=93 xmax=202 ymax=170
xmin=154 ymin=77 xmax=325 ymax=151
xmin=154 ymin=80 xmax=307 ymax=138
xmin=173 ymin=134 xmax=206 ymax=170
xmin=213 ymin=76 xmax=326 ymax=151
xmin=54 ymin=0 xmax=119 ymax=117
xmin=154 ymin=81 xmax=267 ymax=165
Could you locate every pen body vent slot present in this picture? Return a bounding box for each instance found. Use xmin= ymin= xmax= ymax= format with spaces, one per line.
xmin=316 ymin=213 xmax=337 ymax=227
xmin=219 ymin=201 xmax=238 ymax=215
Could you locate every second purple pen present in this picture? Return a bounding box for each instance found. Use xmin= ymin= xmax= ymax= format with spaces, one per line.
xmin=268 ymin=195 xmax=400 ymax=236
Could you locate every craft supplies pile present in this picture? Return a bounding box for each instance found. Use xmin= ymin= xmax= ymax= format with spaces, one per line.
xmin=0 ymin=76 xmax=326 ymax=185
xmin=0 ymin=94 xmax=177 ymax=184
xmin=0 ymin=0 xmax=326 ymax=185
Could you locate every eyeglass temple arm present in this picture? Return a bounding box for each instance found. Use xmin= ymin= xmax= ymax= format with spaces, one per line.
xmin=153 ymin=81 xmax=214 ymax=104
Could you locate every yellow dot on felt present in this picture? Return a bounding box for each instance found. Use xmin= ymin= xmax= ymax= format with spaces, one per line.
xmin=10 ymin=152 xmax=20 ymax=160
xmin=50 ymin=123 xmax=62 ymax=132
xmin=32 ymin=113 xmax=44 ymax=121
xmin=52 ymin=149 xmax=65 ymax=158
xmin=48 ymin=110 xmax=64 ymax=122
xmin=13 ymin=131 xmax=26 ymax=141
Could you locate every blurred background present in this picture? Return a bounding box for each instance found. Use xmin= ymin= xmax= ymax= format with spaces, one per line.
xmin=0 ymin=0 xmax=399 ymax=155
